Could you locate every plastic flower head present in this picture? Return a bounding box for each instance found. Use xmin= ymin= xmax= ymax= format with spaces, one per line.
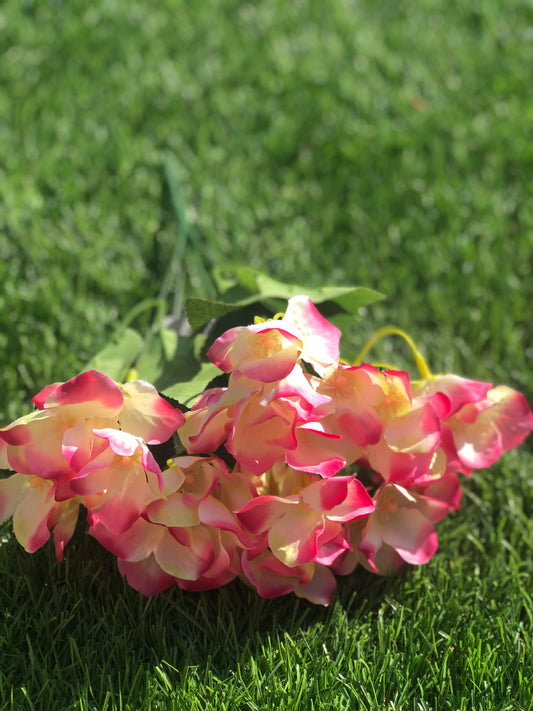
xmin=0 ymin=370 xmax=184 ymax=558
xmin=0 ymin=371 xmax=183 ymax=491
xmin=207 ymin=295 xmax=341 ymax=382
xmin=360 ymin=370 xmax=443 ymax=487
xmin=233 ymin=461 xmax=373 ymax=604
xmin=91 ymin=456 xmax=256 ymax=596
xmin=237 ymin=464 xmax=375 ymax=568
xmin=411 ymin=375 xmax=533 ymax=474
xmin=70 ymin=428 xmax=163 ymax=535
xmin=179 ymin=366 xmax=332 ymax=477
xmin=240 ymin=548 xmax=338 ymax=605
xmin=0 ymin=371 xmax=123 ymax=484
xmin=351 ymin=482 xmax=440 ymax=575
xmin=0 ymin=473 xmax=79 ymax=560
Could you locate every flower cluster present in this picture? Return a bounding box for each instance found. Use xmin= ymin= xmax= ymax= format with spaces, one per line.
xmin=1 ymin=297 xmax=532 ymax=605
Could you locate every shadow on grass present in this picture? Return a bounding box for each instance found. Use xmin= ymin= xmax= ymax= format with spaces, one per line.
xmin=0 ymin=518 xmax=400 ymax=699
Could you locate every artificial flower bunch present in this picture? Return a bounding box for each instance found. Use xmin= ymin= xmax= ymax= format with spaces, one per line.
xmin=1 ymin=296 xmax=532 ymax=605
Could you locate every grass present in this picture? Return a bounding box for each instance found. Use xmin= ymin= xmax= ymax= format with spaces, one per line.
xmin=1 ymin=0 xmax=532 ymax=708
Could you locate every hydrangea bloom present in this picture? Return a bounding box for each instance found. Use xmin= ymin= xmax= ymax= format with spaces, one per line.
xmin=1 ymin=299 xmax=532 ymax=605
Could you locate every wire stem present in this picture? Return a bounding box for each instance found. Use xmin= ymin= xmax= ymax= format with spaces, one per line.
xmin=353 ymin=326 xmax=432 ymax=380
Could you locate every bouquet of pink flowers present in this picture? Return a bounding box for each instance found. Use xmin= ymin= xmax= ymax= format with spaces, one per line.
xmin=1 ymin=286 xmax=532 ymax=605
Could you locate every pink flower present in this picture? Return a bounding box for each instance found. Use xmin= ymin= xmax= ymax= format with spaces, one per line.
xmin=207 ymin=296 xmax=341 ymax=381
xmin=0 ymin=473 xmax=79 ymax=560
xmin=449 ymin=385 xmax=533 ymax=470
xmin=240 ymin=548 xmax=337 ymax=605
xmin=0 ymin=374 xmax=121 ymax=482
xmin=329 ymin=368 xmax=443 ymax=487
xmin=0 ymin=370 xmax=184 ymax=558
xmin=285 ymin=363 xmax=385 ymax=476
xmin=411 ymin=374 xmax=492 ymax=418
xmin=280 ymin=296 xmax=341 ymax=373
xmin=354 ymin=483 xmax=439 ymax=574
xmin=412 ymin=375 xmax=533 ymax=473
xmin=90 ymin=457 xmax=255 ymax=595
xmin=180 ymin=367 xmax=331 ymax=476
xmin=237 ymin=471 xmax=374 ymax=568
xmin=71 ymin=428 xmax=163 ymax=535
xmin=208 ymin=324 xmax=302 ymax=383
xmin=0 ymin=371 xmax=183 ymax=491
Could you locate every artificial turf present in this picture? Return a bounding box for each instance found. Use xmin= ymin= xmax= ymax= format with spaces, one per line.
xmin=1 ymin=1 xmax=532 ymax=709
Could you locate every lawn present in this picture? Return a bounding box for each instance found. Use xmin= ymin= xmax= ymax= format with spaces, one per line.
xmin=1 ymin=1 xmax=532 ymax=709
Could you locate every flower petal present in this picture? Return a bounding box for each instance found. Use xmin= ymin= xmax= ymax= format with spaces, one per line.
xmin=120 ymin=380 xmax=185 ymax=443
xmin=118 ymin=555 xmax=175 ymax=596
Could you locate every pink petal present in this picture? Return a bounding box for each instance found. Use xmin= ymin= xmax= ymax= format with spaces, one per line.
xmin=147 ymin=493 xmax=201 ymax=527
xmin=41 ymin=369 xmax=124 ymax=416
xmin=0 ymin=473 xmax=30 ymax=522
xmin=117 ymin=555 xmax=176 ymax=596
xmin=478 ymin=387 xmax=533 ymax=452
xmin=383 ymin=402 xmax=441 ymax=454
xmin=208 ymin=326 xmax=301 ymax=382
xmin=286 ymin=425 xmax=345 ymax=478
xmin=261 ymin=366 xmax=331 ymax=411
xmin=119 ymin=380 xmax=185 ymax=443
xmin=93 ymin=428 xmax=162 ymax=485
xmin=359 ymin=484 xmax=439 ymax=567
xmin=413 ymin=473 xmax=462 ymax=523
xmin=302 ymin=476 xmax=375 ymax=522
xmin=93 ymin=428 xmax=144 ymax=457
xmin=228 ymin=398 xmax=298 ymax=475
xmin=178 ymin=529 xmax=240 ymax=590
xmin=282 ymin=296 xmax=341 ymax=371
xmin=32 ymin=382 xmax=63 ymax=410
xmin=198 ymin=496 xmax=251 ymax=546
xmin=412 ymin=375 xmax=492 ymax=417
xmin=83 ymin=459 xmax=160 ymax=535
xmin=176 ymin=457 xmax=219 ymax=504
xmin=1 ymin=411 xmax=69 ymax=478
xmin=294 ymin=563 xmax=337 ymax=605
xmin=90 ymin=517 xmax=165 ymax=561
xmin=0 ymin=439 xmax=8 ymax=470
xmin=335 ymin=409 xmax=382 ymax=447
xmin=52 ymin=500 xmax=80 ymax=561
xmin=237 ymin=495 xmax=296 ymax=535
xmin=180 ymin=407 xmax=232 ymax=454
xmin=268 ymin=507 xmax=322 ymax=566
xmin=241 ymin=548 xmax=313 ymax=599
xmin=302 ymin=476 xmax=348 ymax=511
xmin=382 ymin=507 xmax=438 ymax=565
xmin=383 ymin=369 xmax=412 ymax=403
xmin=13 ymin=482 xmax=56 ymax=553
xmin=62 ymin=422 xmax=107 ymax=473
xmin=155 ymin=527 xmax=214 ymax=580
xmin=314 ymin=525 xmax=351 ymax=566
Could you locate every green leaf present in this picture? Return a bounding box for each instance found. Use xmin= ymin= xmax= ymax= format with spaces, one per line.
xmin=161 ymin=361 xmax=221 ymax=406
xmin=160 ymin=329 xmax=179 ymax=362
xmin=185 ymin=298 xmax=240 ymax=331
xmin=163 ymin=151 xmax=189 ymax=237
xmin=323 ymin=286 xmax=386 ymax=314
xmin=136 ymin=329 xmax=186 ymax=387
xmin=136 ymin=331 xmax=218 ymax=405
xmin=215 ymin=266 xmax=384 ymax=310
xmin=187 ymin=267 xmax=385 ymax=330
xmin=86 ymin=328 xmax=144 ymax=381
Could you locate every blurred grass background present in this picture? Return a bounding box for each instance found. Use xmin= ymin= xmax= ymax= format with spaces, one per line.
xmin=1 ymin=1 xmax=532 ymax=709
